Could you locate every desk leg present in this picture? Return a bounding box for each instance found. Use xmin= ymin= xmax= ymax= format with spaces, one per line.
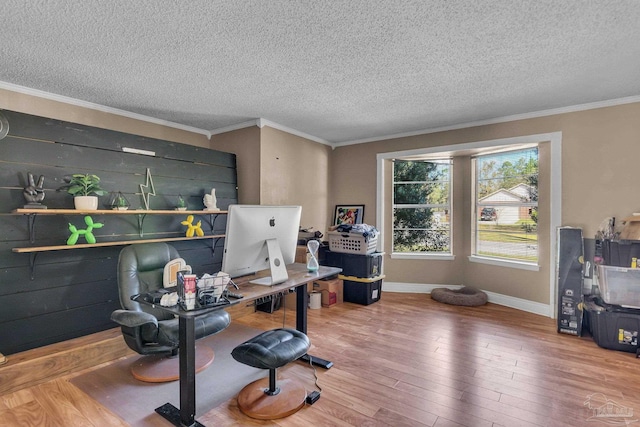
xmin=295 ymin=283 xmax=308 ymax=334
xmin=180 ymin=316 xmax=197 ymax=426
xmin=296 ymin=283 xmax=333 ymax=369
xmin=155 ymin=316 xmax=204 ymax=427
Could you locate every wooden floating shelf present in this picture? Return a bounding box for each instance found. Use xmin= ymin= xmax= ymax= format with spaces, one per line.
xmin=12 ymin=208 xmax=228 ymax=244
xmin=10 ymin=208 xmax=229 ymax=278
xmin=12 ymin=208 xmax=228 ymax=215
xmin=12 ymin=234 xmax=226 ymax=253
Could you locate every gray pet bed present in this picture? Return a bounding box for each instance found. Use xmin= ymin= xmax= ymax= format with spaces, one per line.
xmin=430 ymin=287 xmax=488 ymax=306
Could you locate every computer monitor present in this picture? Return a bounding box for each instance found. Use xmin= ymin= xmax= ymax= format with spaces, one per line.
xmin=221 ymin=205 xmax=302 ymax=286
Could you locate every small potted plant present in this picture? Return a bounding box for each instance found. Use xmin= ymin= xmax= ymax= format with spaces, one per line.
xmin=175 ymin=194 xmax=187 ymax=211
xmin=62 ymin=174 xmax=108 ymax=210
xmin=110 ymin=191 xmax=130 ymax=210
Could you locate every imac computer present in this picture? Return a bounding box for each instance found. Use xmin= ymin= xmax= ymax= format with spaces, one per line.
xmin=221 ymin=205 xmax=302 ymax=286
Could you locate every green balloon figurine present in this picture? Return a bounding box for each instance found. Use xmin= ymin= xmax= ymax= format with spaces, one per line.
xmin=67 ymin=216 xmax=104 ymax=245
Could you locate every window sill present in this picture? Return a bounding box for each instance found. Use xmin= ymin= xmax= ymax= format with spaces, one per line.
xmin=391 ymin=253 xmax=455 ymax=261
xmin=468 ymin=255 xmax=539 ymax=271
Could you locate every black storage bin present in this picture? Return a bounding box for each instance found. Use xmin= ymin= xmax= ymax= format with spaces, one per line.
xmin=584 ymin=296 xmax=640 ymax=354
xmin=341 ymin=275 xmax=383 ymax=305
xmin=324 ymin=251 xmax=383 ymax=278
xmin=256 ymin=294 xmax=282 ymax=313
xmin=602 ymin=239 xmax=640 ymax=267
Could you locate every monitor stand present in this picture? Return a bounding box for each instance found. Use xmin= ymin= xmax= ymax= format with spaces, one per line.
xmin=250 ymin=238 xmax=289 ymax=286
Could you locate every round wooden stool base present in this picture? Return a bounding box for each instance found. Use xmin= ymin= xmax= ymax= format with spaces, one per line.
xmin=130 ymin=345 xmax=214 ymax=383
xmin=237 ymin=377 xmax=306 ymax=420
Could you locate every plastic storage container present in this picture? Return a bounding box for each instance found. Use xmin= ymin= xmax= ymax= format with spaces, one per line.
xmin=328 ymin=230 xmax=378 ymax=255
xmin=597 ymin=264 xmax=640 ymax=308
xmin=602 ymin=239 xmax=640 ymax=267
xmin=324 ymin=251 xmax=383 ymax=278
xmin=340 ymin=274 xmax=384 ymax=305
xmin=584 ymin=296 xmax=640 ymax=354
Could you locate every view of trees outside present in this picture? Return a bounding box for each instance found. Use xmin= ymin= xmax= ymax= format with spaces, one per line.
xmin=476 ymin=148 xmax=539 ymax=262
xmin=393 ymin=159 xmax=451 ymax=253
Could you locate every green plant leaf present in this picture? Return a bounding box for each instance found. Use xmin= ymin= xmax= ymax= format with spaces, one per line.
xmin=65 ymin=174 xmax=108 ymax=196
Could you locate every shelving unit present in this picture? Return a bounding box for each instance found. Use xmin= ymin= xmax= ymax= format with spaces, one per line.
xmin=12 ymin=208 xmax=227 ymax=241
xmin=11 ymin=208 xmax=228 ymax=278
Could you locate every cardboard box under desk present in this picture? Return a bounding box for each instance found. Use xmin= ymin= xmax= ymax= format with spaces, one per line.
xmin=282 ymin=279 xmax=343 ymax=309
xmin=282 ymin=282 xmax=322 ymax=311
xmin=312 ymin=278 xmax=343 ymax=307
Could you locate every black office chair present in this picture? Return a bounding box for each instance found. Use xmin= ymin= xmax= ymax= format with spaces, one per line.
xmin=110 ymin=242 xmax=230 ymax=382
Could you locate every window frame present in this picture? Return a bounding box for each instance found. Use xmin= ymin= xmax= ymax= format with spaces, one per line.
xmin=377 ymin=132 xmax=559 ymax=270
xmin=470 ymin=147 xmax=540 ymax=268
xmin=392 ymin=158 xmax=453 ymax=257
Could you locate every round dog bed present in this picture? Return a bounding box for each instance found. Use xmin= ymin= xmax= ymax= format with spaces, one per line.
xmin=430 ymin=287 xmax=488 ymax=306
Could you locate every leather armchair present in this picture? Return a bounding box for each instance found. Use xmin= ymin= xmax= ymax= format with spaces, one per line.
xmin=111 ymin=242 xmax=230 ymax=358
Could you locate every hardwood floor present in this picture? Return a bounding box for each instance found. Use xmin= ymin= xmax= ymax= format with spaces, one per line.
xmin=1 ymin=292 xmax=638 ymax=426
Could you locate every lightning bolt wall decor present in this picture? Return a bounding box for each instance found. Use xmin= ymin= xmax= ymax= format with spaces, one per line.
xmin=139 ymin=168 xmax=156 ymax=210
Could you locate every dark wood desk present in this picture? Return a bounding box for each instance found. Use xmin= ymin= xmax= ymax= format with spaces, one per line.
xmin=137 ymin=263 xmax=341 ymax=427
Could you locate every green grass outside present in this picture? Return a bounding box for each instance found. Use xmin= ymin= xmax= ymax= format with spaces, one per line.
xmin=478 ymin=222 xmax=537 ymax=244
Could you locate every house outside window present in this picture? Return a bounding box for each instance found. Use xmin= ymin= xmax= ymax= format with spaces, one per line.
xmin=392 ymin=159 xmax=452 ymax=254
xmin=473 ymin=148 xmax=538 ymax=263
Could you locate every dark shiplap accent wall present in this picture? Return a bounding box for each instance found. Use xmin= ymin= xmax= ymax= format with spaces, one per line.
xmin=0 ymin=110 xmax=237 ymax=355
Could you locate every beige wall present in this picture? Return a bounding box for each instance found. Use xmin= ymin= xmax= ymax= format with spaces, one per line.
xmin=211 ymin=126 xmax=261 ymax=205
xmin=213 ymin=125 xmax=332 ymax=234
xmin=329 ymin=102 xmax=640 ymax=304
xmin=260 ymin=126 xmax=332 ymax=235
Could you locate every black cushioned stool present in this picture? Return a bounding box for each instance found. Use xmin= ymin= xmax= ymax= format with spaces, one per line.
xmin=231 ymin=328 xmax=310 ymax=420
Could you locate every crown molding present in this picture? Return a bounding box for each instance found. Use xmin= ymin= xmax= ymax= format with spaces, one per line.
xmin=209 ymin=119 xmax=261 ymax=136
xmin=255 ymin=118 xmax=331 ymax=146
xmin=334 ymin=94 xmax=640 ymax=147
xmin=4 ymin=80 xmax=639 ymax=148
xmin=0 ymin=81 xmax=212 ymax=138
xmin=209 ymin=118 xmax=332 ymax=146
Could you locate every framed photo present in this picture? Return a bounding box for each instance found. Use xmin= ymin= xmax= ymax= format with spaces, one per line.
xmin=334 ymin=205 xmax=364 ymax=225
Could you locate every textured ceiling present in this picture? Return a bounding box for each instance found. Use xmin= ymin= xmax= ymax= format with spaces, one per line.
xmin=2 ymin=1 xmax=640 ymax=145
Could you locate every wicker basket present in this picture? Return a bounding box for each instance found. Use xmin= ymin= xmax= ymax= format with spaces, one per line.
xmin=328 ymin=230 xmax=378 ymax=254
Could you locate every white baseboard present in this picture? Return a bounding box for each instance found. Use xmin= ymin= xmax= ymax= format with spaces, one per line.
xmin=382 ymin=281 xmax=552 ymax=318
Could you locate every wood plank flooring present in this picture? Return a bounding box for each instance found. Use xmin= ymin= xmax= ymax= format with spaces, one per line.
xmin=1 ymin=292 xmax=639 ymax=426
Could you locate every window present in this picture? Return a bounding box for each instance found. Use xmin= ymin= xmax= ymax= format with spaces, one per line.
xmin=473 ymin=148 xmax=538 ymax=263
xmin=392 ymin=159 xmax=451 ymax=254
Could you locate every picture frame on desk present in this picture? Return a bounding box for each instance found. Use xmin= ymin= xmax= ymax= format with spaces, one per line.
xmin=334 ymin=205 xmax=364 ymax=225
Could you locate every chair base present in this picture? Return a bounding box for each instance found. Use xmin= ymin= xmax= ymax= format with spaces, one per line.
xmin=130 ymin=345 xmax=214 ymax=383
xmin=237 ymin=377 xmax=307 ymax=420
